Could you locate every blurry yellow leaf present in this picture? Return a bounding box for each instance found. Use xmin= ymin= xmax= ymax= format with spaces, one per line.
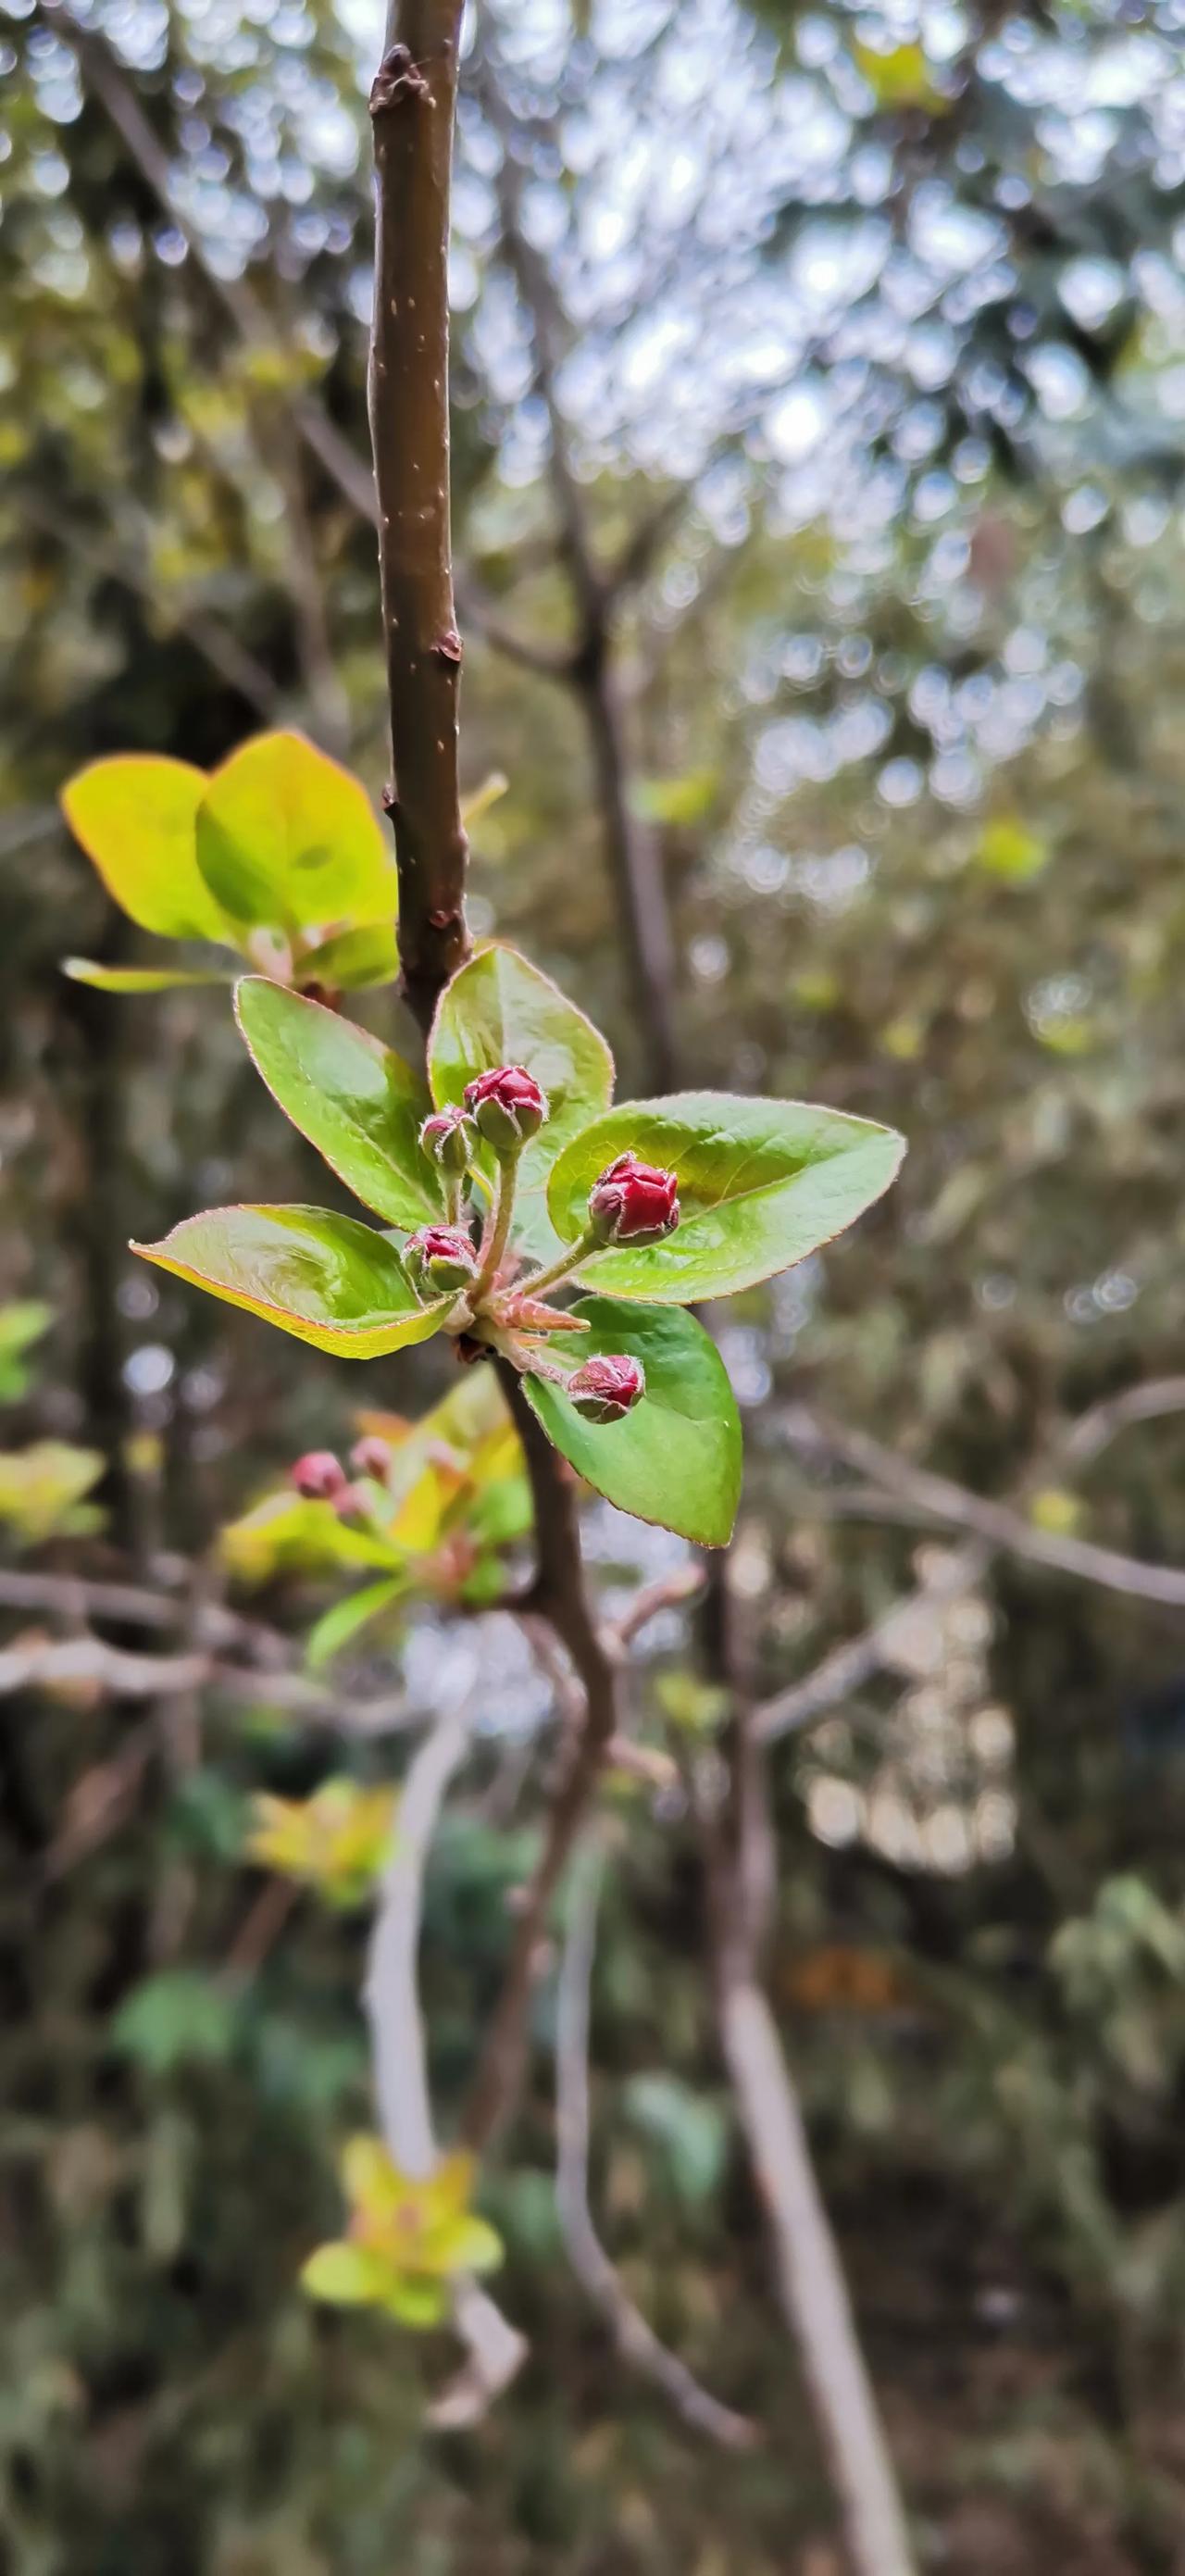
xmin=853 ymin=38 xmax=945 ymax=110
xmin=0 ymin=1442 xmax=105 ymax=1544
xmin=1029 ymin=1487 xmax=1083 ymax=1536
xmin=62 ymin=755 xmax=234 ymax=941
xmin=977 ymin=817 xmax=1050 ymax=883
xmin=879 ymin=1014 xmax=925 ymax=1062
xmin=246 ymin=1779 xmax=397 ymax=1905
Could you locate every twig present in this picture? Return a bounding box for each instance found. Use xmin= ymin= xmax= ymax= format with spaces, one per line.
xmin=460 ymin=1371 xmax=621 ymax=2154
xmin=701 ymin=1751 xmax=917 ymax=2576
xmin=786 ymin=1405 xmax=1185 ymax=1611
xmin=608 ymin=1564 xmax=705 ymax=1654
xmin=368 ymin=0 xmax=470 ymax=1028
xmin=556 ymin=1841 xmax=759 ymax=2451
xmin=1057 ymin=1375 xmax=1185 ymax=1468
xmin=365 ymin=1699 xmax=527 ymax=2421
xmin=0 ymin=1580 xmax=418 ymax=1734
xmin=716 ymin=1966 xmax=917 ymax=2573
xmin=752 ymin=1543 xmax=986 ymax=1747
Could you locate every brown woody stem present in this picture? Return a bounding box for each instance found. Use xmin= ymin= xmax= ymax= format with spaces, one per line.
xmin=368 ymin=0 xmax=471 ymax=1032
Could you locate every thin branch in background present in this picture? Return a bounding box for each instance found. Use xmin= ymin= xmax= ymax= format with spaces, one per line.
xmin=786 ymin=1403 xmax=1185 ymax=1610
xmin=365 ymin=1699 xmax=527 ymax=2422
xmin=752 ymin=1542 xmax=987 ymax=1748
xmin=701 ymin=1752 xmax=917 ymax=2576
xmin=39 ymin=2 xmax=380 ymax=529
xmin=556 ymin=1840 xmax=759 ymax=2453
xmin=716 ymin=1960 xmax=917 ymax=2575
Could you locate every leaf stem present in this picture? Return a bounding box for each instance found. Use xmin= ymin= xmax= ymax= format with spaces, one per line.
xmin=509 ymin=1228 xmax=598 ymax=1308
xmin=468 ymin=1156 xmax=519 ymax=1308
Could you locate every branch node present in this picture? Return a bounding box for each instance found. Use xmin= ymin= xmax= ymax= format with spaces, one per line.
xmin=369 ymin=44 xmax=430 ymax=117
xmin=433 ymin=627 xmax=464 ymax=664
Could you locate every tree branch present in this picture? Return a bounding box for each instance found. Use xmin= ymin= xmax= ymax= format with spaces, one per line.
xmin=368 ymin=1 xmax=470 ymax=1030
xmin=786 ymin=1404 xmax=1185 ymax=1612
xmin=556 ymin=1840 xmax=759 ymax=2451
xmin=459 ymin=1367 xmax=621 ymax=2155
xmin=365 ymin=1698 xmax=527 ymax=2420
xmin=701 ymin=1746 xmax=917 ymax=2576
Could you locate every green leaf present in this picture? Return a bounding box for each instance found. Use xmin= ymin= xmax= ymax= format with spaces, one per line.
xmin=380 ymin=2275 xmax=449 ymax=2327
xmin=429 ymin=944 xmax=614 ymax=1257
xmin=306 ymin=1575 xmax=407 ymax=1670
xmin=61 ymin=754 xmax=236 ymax=942
xmin=235 ymin=980 xmax=443 ymax=1228
xmin=111 ymin=1970 xmax=237 ymax=2074
xmin=623 ymin=2072 xmax=727 ymax=2207
xmin=301 ymin=2242 xmax=392 ymax=2307
xmin=220 ymin=1490 xmax=404 ymax=1583
xmin=0 ymin=1300 xmax=52 ymax=1403
xmin=195 ymin=732 xmax=398 ymax=932
xmin=547 ymin=1093 xmax=904 ymax=1302
xmin=522 ymin=1298 xmax=742 ymax=1545
xmin=132 ymin=1206 xmax=451 ymax=1357
xmin=296 ymin=922 xmax=401 ymax=991
xmin=62 ymin=957 xmax=238 ymax=994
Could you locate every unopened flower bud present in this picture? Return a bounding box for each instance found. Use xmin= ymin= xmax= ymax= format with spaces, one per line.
xmin=419 ymin=1105 xmax=477 ymax=1178
xmin=463 ymin=1063 xmax=547 ymax=1153
xmin=291 ymin=1450 xmax=347 ymax=1500
xmin=332 ymin=1481 xmax=370 ymax=1522
xmin=405 ymin=1225 xmax=480 ymax=1295
xmin=350 ymin=1434 xmax=393 ymax=1482
xmin=567 ymin=1354 xmax=646 ymax=1424
xmin=587 ymin=1152 xmax=680 ymax=1245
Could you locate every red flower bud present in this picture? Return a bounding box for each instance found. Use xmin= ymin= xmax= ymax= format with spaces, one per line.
xmin=405 ymin=1225 xmax=480 ymax=1295
xmin=567 ymin=1353 xmax=646 ymax=1423
xmin=291 ymin=1450 xmax=347 ymax=1500
xmin=463 ymin=1063 xmax=547 ymax=1151
xmin=419 ymin=1105 xmax=477 ymax=1177
xmin=350 ymin=1434 xmax=393 ymax=1482
xmin=587 ymin=1153 xmax=680 ymax=1245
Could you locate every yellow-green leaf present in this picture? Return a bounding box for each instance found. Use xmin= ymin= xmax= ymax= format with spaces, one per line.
xmin=132 ymin=1206 xmax=450 ymax=1357
xmin=235 ymin=979 xmax=442 ymax=1228
xmin=63 ymin=958 xmax=237 ymax=994
xmin=61 ymin=755 xmax=236 ymax=941
xmin=195 ymin=732 xmax=398 ymax=932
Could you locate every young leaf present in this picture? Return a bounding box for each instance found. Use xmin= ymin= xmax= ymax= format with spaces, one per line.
xmin=306 ymin=1575 xmax=407 ymax=1670
xmin=522 ymin=1297 xmax=742 ymax=1545
xmin=132 ymin=1206 xmax=450 ymax=1357
xmin=429 ymin=944 xmax=614 ymax=1256
xmin=235 ymin=980 xmax=443 ymax=1228
xmin=295 ymin=922 xmax=401 ymax=992
xmin=547 ymin=1094 xmax=904 ymax=1302
xmin=63 ymin=958 xmax=238 ymax=994
xmin=195 ymin=732 xmax=398 ymax=932
xmin=61 ymin=755 xmax=236 ymax=942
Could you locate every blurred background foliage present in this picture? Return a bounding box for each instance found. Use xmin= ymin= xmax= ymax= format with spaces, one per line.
xmin=6 ymin=0 xmax=1185 ymax=2566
